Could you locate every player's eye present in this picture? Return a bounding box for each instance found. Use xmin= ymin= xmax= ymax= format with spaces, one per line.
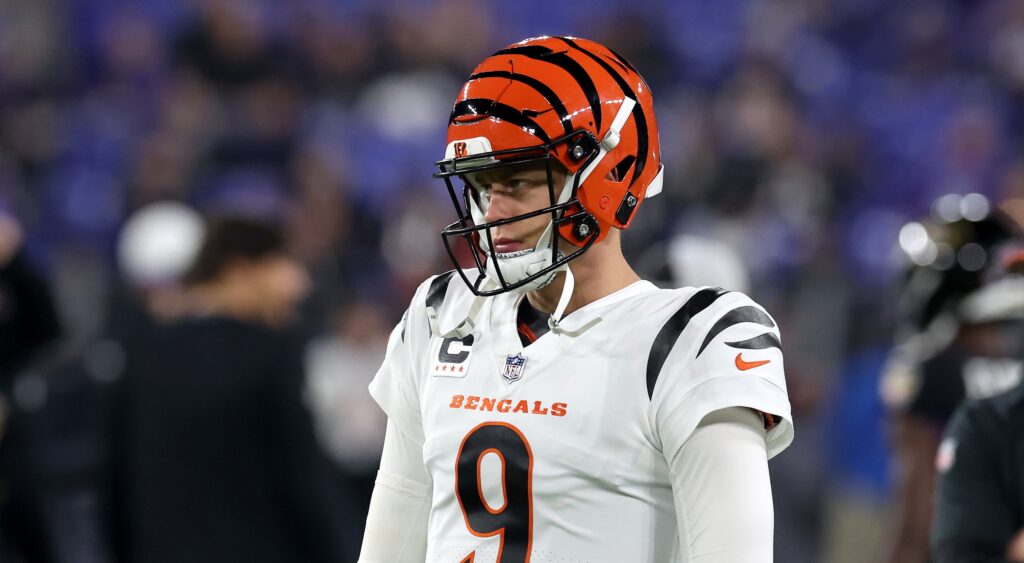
xmin=505 ymin=177 xmax=543 ymax=190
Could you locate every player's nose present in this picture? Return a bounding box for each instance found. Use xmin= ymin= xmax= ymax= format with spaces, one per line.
xmin=483 ymin=189 xmax=516 ymax=223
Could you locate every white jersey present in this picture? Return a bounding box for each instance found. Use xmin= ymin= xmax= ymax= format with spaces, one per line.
xmin=369 ymin=271 xmax=794 ymax=563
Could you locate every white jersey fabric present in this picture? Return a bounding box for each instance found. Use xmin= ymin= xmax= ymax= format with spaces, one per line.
xmin=369 ymin=272 xmax=794 ymax=563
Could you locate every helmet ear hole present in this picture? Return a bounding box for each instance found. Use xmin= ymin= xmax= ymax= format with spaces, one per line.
xmin=608 ymin=155 xmax=636 ymax=183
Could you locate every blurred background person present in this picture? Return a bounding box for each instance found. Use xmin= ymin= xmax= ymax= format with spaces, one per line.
xmin=635 ymin=232 xmax=752 ymax=293
xmin=0 ymin=211 xmax=61 ymax=563
xmin=304 ymin=299 xmax=390 ymax=556
xmin=0 ymin=202 xmax=203 ymax=563
xmin=111 ymin=216 xmax=350 ymax=563
xmin=882 ymin=194 xmax=1024 ymax=563
xmin=111 ymin=201 xmax=205 ymax=332
xmin=930 ymin=257 xmax=1024 ymax=561
xmin=0 ymin=211 xmax=60 ymax=383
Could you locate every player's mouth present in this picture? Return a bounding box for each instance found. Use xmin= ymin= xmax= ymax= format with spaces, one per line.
xmin=493 ymin=237 xmax=526 ymax=253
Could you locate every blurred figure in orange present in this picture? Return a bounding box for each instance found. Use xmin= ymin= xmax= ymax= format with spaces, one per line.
xmin=112 ymin=216 xmax=350 ymax=563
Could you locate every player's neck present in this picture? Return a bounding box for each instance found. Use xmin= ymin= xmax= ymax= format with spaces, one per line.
xmin=525 ymin=234 xmax=639 ymax=316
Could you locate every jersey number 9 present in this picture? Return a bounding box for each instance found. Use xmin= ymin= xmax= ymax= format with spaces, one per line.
xmin=456 ymin=421 xmax=534 ymax=563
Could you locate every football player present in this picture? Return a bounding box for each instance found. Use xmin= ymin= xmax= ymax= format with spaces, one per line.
xmin=359 ymin=36 xmax=793 ymax=563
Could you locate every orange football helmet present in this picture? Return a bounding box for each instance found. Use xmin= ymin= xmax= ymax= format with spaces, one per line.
xmin=435 ymin=35 xmax=663 ymax=295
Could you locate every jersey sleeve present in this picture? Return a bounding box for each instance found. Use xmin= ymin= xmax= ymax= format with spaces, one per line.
xmin=368 ymin=279 xmax=434 ymax=447
xmin=648 ymin=290 xmax=794 ymax=465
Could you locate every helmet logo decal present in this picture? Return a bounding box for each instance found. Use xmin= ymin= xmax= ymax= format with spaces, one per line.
xmin=444 ymin=137 xmax=494 ymax=160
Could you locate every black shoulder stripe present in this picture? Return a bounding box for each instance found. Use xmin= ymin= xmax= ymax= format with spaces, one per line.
xmin=469 ymin=71 xmax=574 ymax=136
xmin=726 ymin=333 xmax=782 ymax=352
xmin=450 ymin=99 xmax=552 ymax=144
xmin=493 ymin=45 xmax=603 ymax=133
xmin=426 ymin=270 xmax=456 ymax=313
xmin=557 ymin=37 xmax=648 ymax=187
xmin=646 ymin=288 xmax=729 ymax=399
xmin=696 ymin=306 xmax=776 ymax=358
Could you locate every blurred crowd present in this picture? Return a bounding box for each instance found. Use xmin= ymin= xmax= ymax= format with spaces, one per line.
xmin=5 ymin=0 xmax=1024 ymax=561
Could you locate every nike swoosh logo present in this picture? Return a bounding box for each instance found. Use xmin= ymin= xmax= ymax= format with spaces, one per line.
xmin=735 ymin=353 xmax=770 ymax=371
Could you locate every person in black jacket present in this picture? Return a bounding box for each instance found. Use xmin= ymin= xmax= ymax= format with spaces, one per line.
xmin=931 ymin=271 xmax=1024 ymax=562
xmin=113 ymin=216 xmax=350 ymax=563
xmin=884 ymin=204 xmax=1024 ymax=563
xmin=931 ymin=369 xmax=1024 ymax=562
xmin=0 ymin=212 xmax=60 ymax=387
xmin=0 ymin=212 xmax=61 ymax=563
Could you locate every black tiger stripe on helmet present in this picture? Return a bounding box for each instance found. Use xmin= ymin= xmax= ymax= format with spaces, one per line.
xmin=466 ymin=70 xmax=575 ymax=137
xmin=492 ymin=44 xmax=605 ymax=134
xmin=557 ymin=36 xmax=650 ymax=188
xmin=450 ymin=99 xmax=553 ymax=144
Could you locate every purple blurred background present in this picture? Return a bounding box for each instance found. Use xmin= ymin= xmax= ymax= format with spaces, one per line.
xmin=6 ymin=0 xmax=1024 ymax=561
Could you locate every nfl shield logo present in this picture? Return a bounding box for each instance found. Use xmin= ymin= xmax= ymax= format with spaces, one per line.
xmin=502 ymin=353 xmax=527 ymax=384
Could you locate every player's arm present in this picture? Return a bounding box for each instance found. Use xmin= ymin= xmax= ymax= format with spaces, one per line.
xmin=931 ymin=401 xmax=1016 ymax=563
xmin=648 ymin=290 xmax=794 ymax=562
xmin=670 ymin=407 xmax=774 ymax=562
xmin=358 ymin=419 xmax=431 ymax=563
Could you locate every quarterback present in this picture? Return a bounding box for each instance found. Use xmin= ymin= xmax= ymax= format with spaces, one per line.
xmin=359 ymin=36 xmax=793 ymax=563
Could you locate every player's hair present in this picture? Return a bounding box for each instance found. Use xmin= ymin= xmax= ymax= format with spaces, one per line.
xmin=183 ymin=216 xmax=286 ymax=286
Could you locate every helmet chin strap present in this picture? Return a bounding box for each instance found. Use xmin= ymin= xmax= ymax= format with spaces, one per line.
xmin=547 ymin=265 xmax=603 ymax=337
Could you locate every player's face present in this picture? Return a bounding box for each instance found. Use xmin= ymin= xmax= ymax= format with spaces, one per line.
xmin=469 ymin=162 xmax=567 ymax=254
